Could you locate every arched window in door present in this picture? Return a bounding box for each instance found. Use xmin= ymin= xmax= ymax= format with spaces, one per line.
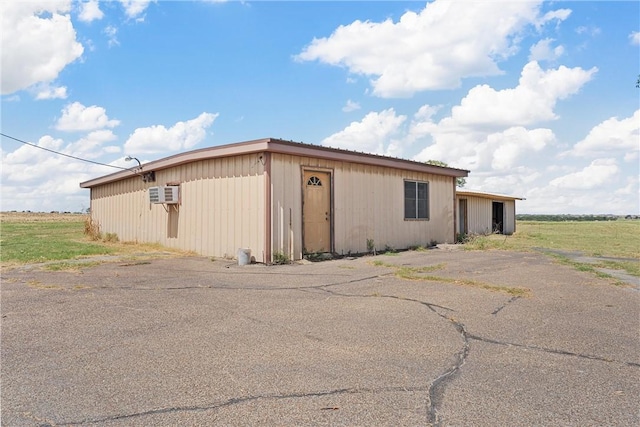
xmin=307 ymin=176 xmax=322 ymax=186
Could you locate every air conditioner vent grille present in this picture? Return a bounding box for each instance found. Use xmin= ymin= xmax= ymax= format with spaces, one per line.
xmin=149 ymin=186 xmax=161 ymax=203
xmin=149 ymin=186 xmax=179 ymax=204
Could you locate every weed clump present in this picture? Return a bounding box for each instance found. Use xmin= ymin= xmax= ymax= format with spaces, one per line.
xmin=272 ymin=251 xmax=290 ymax=265
xmin=84 ymin=217 xmax=119 ymax=243
xmin=84 ymin=217 xmax=102 ymax=241
xmin=366 ymin=238 xmax=375 ymax=253
xmin=104 ymin=232 xmax=119 ymax=243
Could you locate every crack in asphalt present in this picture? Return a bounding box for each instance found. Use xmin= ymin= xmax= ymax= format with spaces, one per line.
xmin=467 ymin=334 xmax=640 ymax=368
xmin=315 ymin=284 xmax=467 ymax=427
xmin=427 ymin=321 xmax=469 ymax=427
xmin=55 ymin=386 xmax=428 ymax=426
xmin=491 ymin=296 xmax=521 ymax=315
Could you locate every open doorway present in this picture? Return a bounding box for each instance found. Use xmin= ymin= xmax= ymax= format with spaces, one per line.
xmin=458 ymin=199 xmax=468 ymax=235
xmin=492 ymin=201 xmax=504 ymax=234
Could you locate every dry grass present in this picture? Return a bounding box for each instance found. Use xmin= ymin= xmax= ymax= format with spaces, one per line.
xmin=1 ymin=212 xmax=86 ymax=223
xmin=370 ymin=260 xmax=531 ymax=297
xmin=84 ymin=216 xmax=102 ymax=240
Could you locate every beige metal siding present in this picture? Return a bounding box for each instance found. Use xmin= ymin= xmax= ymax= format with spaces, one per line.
xmin=465 ymin=196 xmax=492 ymax=235
xmin=90 ymin=154 xmax=266 ymax=262
xmin=503 ymin=200 xmax=516 ymax=235
xmin=271 ymin=154 xmax=456 ymax=260
xmin=456 ymin=195 xmax=517 ymax=235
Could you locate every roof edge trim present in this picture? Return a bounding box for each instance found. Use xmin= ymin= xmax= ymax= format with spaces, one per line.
xmin=80 ymin=138 xmax=469 ymax=188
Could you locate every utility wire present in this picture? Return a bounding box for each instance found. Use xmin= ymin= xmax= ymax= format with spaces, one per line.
xmin=0 ymin=132 xmax=132 ymax=171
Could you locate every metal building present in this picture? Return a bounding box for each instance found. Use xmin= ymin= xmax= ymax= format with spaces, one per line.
xmin=455 ymin=190 xmax=524 ymax=236
xmin=80 ymin=138 xmax=469 ymax=263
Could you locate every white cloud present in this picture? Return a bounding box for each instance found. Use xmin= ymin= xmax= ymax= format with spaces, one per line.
xmin=614 ymin=177 xmax=639 ymax=197
xmin=0 ymin=131 xmax=129 ymax=212
xmin=321 ymin=109 xmax=406 ymax=155
xmin=296 ymin=1 xmax=571 ymax=97
xmin=537 ymin=9 xmax=572 ymax=28
xmin=104 ymin=25 xmax=120 ymax=48
xmin=4 ymin=135 xmax=65 ymax=167
xmin=486 ymin=127 xmax=553 ymax=171
xmin=575 ymin=26 xmax=601 ymax=37
xmin=318 ymin=53 xmax=621 ymax=213
xmin=520 ymin=183 xmax=635 ymax=214
xmin=402 ymin=105 xmax=439 ymax=142
xmin=67 ymin=130 xmax=120 ymax=159
xmin=550 ymin=159 xmax=619 ymax=190
xmin=124 ymin=112 xmax=218 ymax=154
xmin=34 ymin=84 xmax=68 ymax=100
xmin=342 ymin=99 xmax=361 ymax=113
xmin=407 ymin=61 xmax=594 ymax=172
xmin=55 ymin=102 xmax=121 ymax=131
xmin=4 ymin=139 xmax=85 ymax=187
xmin=322 ymin=60 xmax=593 ymax=173
xmin=119 ymin=0 xmax=153 ymax=20
xmin=414 ymin=126 xmax=555 ymax=172
xmin=629 ymin=31 xmax=640 ymax=45
xmin=443 ymin=61 xmax=596 ymax=129
xmin=78 ymin=0 xmax=104 ymax=23
xmin=570 ymin=110 xmax=640 ymax=158
xmin=529 ymin=38 xmax=564 ymax=62
xmin=1 ymin=0 xmax=84 ymax=95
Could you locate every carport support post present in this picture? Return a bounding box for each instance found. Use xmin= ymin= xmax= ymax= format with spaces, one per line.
xmin=452 ymin=179 xmax=457 ymax=243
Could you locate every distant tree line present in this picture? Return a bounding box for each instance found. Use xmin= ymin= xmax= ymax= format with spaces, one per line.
xmin=517 ymin=214 xmax=639 ymax=221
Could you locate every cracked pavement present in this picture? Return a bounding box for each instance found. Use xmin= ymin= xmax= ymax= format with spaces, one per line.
xmin=1 ymin=249 xmax=638 ymax=426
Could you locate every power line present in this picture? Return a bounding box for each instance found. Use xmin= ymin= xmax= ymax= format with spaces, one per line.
xmin=0 ymin=132 xmax=132 ymax=171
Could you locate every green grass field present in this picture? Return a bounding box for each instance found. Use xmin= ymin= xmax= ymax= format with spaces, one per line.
xmin=466 ymin=221 xmax=640 ymax=258
xmin=1 ymin=214 xmax=638 ymax=278
xmin=464 ymin=220 xmax=640 ymax=278
xmin=0 ymin=215 xmax=114 ymax=264
xmin=0 ymin=213 xmax=181 ymax=267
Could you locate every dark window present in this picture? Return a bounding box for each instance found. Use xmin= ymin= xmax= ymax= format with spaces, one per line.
xmin=404 ymin=180 xmax=429 ymax=220
xmin=307 ymin=176 xmax=322 ymax=186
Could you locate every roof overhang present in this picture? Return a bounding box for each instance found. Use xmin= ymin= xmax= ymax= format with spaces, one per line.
xmin=80 ymin=138 xmax=469 ymax=188
xmin=456 ymin=190 xmax=525 ymax=201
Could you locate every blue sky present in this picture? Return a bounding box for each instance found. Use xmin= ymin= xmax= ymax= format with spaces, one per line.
xmin=2 ymin=0 xmax=639 ymax=214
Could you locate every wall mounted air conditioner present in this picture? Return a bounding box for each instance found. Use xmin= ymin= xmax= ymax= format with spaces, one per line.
xmin=149 ymin=186 xmax=179 ymax=204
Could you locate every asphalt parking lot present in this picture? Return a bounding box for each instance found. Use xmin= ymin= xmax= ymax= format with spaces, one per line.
xmin=1 ymin=249 xmax=639 ymax=426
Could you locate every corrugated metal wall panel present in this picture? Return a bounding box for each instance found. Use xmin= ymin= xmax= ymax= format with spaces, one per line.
xmin=467 ymin=196 xmax=492 ymax=235
xmin=90 ymin=153 xmax=266 ymax=262
xmin=269 ymin=154 xmax=303 ymax=261
xmin=503 ymin=200 xmax=516 ymax=235
xmin=455 ymin=196 xmax=517 ymax=235
xmin=270 ymin=154 xmax=456 ymax=260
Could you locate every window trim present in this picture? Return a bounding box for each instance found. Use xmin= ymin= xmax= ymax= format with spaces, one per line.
xmin=404 ymin=179 xmax=430 ymax=221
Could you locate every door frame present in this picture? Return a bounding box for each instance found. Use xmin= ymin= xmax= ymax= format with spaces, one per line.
xmin=301 ymin=167 xmax=334 ymax=254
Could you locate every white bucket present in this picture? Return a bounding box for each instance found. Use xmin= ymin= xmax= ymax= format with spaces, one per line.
xmin=237 ymin=248 xmax=251 ymax=266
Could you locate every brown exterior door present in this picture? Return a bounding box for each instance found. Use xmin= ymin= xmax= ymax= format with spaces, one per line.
xmin=303 ymin=170 xmax=331 ymax=253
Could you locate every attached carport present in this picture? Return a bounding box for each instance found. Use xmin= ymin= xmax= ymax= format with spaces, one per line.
xmin=456 ymin=190 xmax=524 ymax=236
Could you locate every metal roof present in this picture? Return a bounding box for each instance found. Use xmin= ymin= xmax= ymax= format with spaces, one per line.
xmin=80 ymin=137 xmax=469 ymax=188
xmin=456 ymin=190 xmax=525 ymax=201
